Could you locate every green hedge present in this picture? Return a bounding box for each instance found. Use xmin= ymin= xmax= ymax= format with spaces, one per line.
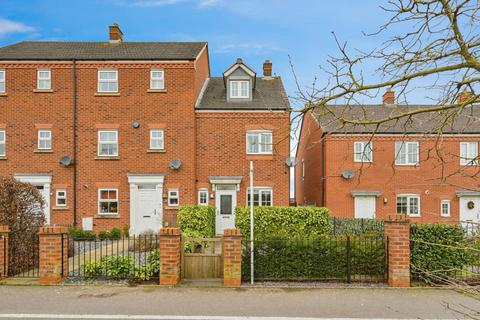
xmin=410 ymin=223 xmax=473 ymax=279
xmin=235 ymin=206 xmax=332 ymax=239
xmin=178 ymin=205 xmax=215 ymax=238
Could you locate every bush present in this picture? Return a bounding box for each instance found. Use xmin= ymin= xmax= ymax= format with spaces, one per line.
xmin=178 ymin=205 xmax=215 ymax=238
xmin=410 ymin=223 xmax=473 ymax=280
xmin=98 ymin=227 xmax=123 ymax=241
xmin=69 ymin=227 xmax=96 ymax=240
xmin=98 ymin=231 xmax=108 ymax=241
xmin=83 ymin=261 xmax=103 ymax=277
xmin=235 ymin=206 xmax=332 ymax=239
xmin=101 ymin=255 xmax=136 ymax=279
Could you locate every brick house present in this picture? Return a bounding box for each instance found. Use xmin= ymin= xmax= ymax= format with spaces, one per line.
xmin=295 ymin=89 xmax=480 ymax=224
xmin=0 ymin=24 xmax=290 ymax=234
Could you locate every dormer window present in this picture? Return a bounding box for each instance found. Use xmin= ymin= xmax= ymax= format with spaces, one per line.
xmin=230 ymin=80 xmax=249 ymax=99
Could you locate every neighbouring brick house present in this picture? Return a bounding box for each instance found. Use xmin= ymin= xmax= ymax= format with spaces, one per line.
xmin=295 ymin=89 xmax=480 ymax=224
xmin=0 ymin=24 xmax=290 ymax=234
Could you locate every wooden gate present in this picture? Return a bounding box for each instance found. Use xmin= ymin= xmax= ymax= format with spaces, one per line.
xmin=182 ymin=237 xmax=223 ymax=279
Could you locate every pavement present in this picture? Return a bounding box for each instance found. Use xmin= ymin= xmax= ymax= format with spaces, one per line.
xmin=0 ymin=285 xmax=479 ymax=319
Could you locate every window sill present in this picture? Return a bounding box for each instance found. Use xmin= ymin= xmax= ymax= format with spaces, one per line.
xmin=0 ymin=156 xmax=7 ymax=160
xmin=95 ymin=92 xmax=120 ymax=97
xmin=246 ymin=154 xmax=273 ymax=160
xmin=147 ymin=149 xmax=166 ymax=153
xmin=95 ymin=214 xmax=120 ymax=219
xmin=95 ymin=156 xmax=120 ymax=160
xmin=0 ymin=93 xmax=7 ymax=97
xmin=33 ymin=89 xmax=54 ymax=93
xmin=52 ymin=206 xmax=69 ymax=211
xmin=147 ymin=89 xmax=167 ymax=93
xmin=34 ymin=149 xmax=53 ymax=153
xmin=165 ymin=206 xmax=179 ymax=210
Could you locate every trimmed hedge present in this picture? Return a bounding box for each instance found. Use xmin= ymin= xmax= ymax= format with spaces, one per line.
xmin=235 ymin=206 xmax=332 ymax=239
xmin=410 ymin=223 xmax=473 ymax=279
xmin=178 ymin=205 xmax=215 ymax=238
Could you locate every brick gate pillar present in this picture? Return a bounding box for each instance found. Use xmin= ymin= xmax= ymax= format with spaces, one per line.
xmin=384 ymin=214 xmax=411 ymax=287
xmin=159 ymin=227 xmax=181 ymax=285
xmin=39 ymin=226 xmax=69 ymax=285
xmin=0 ymin=225 xmax=9 ymax=278
xmin=223 ymin=229 xmax=242 ymax=286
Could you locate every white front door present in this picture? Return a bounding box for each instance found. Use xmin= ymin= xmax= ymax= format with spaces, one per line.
xmin=14 ymin=174 xmax=51 ymax=225
xmin=134 ymin=186 xmax=162 ymax=234
xmin=460 ymin=197 xmax=480 ymax=223
xmin=215 ymin=186 xmax=237 ymax=235
xmin=354 ymin=196 xmax=376 ymax=219
xmin=36 ymin=186 xmax=51 ymax=225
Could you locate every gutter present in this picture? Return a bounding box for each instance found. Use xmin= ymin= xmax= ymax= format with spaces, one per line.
xmin=72 ymin=59 xmax=78 ymax=226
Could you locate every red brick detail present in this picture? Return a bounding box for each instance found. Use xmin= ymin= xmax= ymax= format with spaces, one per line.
xmin=0 ymin=225 xmax=9 ymax=278
xmin=159 ymin=227 xmax=181 ymax=285
xmin=384 ymin=215 xmax=410 ymax=287
xmin=223 ymin=228 xmax=242 ymax=286
xmin=39 ymin=226 xmax=69 ymax=285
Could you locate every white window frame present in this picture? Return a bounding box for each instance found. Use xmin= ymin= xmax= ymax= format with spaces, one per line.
xmin=98 ymin=130 xmax=118 ymax=157
xmin=150 ymin=69 xmax=165 ymax=90
xmin=0 ymin=70 xmax=5 ymax=93
xmin=354 ymin=141 xmax=373 ymax=162
xmin=149 ymin=129 xmax=164 ymax=150
xmin=198 ymin=189 xmax=208 ymax=206
xmin=98 ymin=70 xmax=118 ymax=93
xmin=98 ymin=188 xmax=119 ymax=215
xmin=168 ymin=189 xmax=179 ymax=207
xmin=37 ymin=69 xmax=51 ymax=90
xmin=230 ymin=80 xmax=249 ymax=98
xmin=246 ymin=131 xmax=273 ymax=155
xmin=460 ymin=142 xmax=478 ymax=166
xmin=37 ymin=129 xmax=52 ymax=150
xmin=440 ymin=200 xmax=451 ymax=217
xmin=247 ymin=187 xmax=273 ymax=207
xmin=395 ymin=141 xmax=419 ymax=165
xmin=0 ymin=129 xmax=5 ymax=156
xmin=396 ymin=194 xmax=421 ymax=217
xmin=55 ymin=189 xmax=67 ymax=207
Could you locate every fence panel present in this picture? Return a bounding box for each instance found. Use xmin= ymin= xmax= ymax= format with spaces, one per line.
xmin=69 ymin=234 xmax=159 ymax=281
xmin=8 ymin=230 xmax=39 ymax=278
xmin=243 ymin=236 xmax=385 ymax=282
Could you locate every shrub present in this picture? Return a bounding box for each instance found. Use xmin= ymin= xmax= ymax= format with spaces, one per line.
xmin=235 ymin=206 xmax=332 ymax=239
xmin=98 ymin=230 xmax=108 ymax=241
xmin=129 ymin=230 xmax=158 ymax=252
xmin=69 ymin=227 xmax=96 ymax=240
xmin=98 ymin=227 xmax=123 ymax=241
xmin=101 ymin=255 xmax=136 ymax=279
xmin=83 ymin=260 xmax=103 ymax=277
xmin=410 ymin=223 xmax=473 ymax=280
xmin=178 ymin=205 xmax=215 ymax=238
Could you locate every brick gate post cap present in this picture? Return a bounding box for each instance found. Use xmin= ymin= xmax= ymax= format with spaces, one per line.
xmin=224 ymin=229 xmax=241 ymax=236
xmin=385 ymin=214 xmax=410 ymax=223
xmin=159 ymin=227 xmax=180 ymax=235
xmin=39 ymin=226 xmax=69 ymax=234
xmin=0 ymin=225 xmax=9 ymax=233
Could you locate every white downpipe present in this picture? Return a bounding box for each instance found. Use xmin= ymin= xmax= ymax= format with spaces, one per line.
xmin=249 ymin=160 xmax=254 ymax=285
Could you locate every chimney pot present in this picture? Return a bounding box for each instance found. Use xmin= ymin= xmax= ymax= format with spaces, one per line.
xmin=263 ymin=59 xmax=272 ymax=77
xmin=383 ymin=88 xmax=395 ymax=104
xmin=236 ymin=58 xmax=243 ymax=64
xmin=109 ymin=23 xmax=123 ymax=43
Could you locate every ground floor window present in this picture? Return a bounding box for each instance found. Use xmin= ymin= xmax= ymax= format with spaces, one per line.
xmin=396 ymin=195 xmax=420 ymax=217
xmin=98 ymin=188 xmax=118 ymax=215
xmin=56 ymin=189 xmax=67 ymax=207
xmin=441 ymin=200 xmax=451 ymax=217
xmin=168 ymin=188 xmax=179 ymax=206
xmin=247 ymin=187 xmax=273 ymax=206
xmin=198 ymin=189 xmax=208 ymax=205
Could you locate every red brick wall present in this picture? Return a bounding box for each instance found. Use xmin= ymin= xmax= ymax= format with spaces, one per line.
xmin=195 ymin=111 xmax=290 ymax=207
xmin=0 ymin=225 xmax=8 ymax=278
xmin=223 ymin=228 xmax=242 ymax=286
xmin=159 ymin=227 xmax=181 ymax=285
xmin=39 ymin=226 xmax=69 ymax=285
xmin=384 ymin=215 xmax=410 ymax=287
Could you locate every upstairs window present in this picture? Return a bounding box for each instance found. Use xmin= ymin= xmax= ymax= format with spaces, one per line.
xmin=0 ymin=70 xmax=5 ymax=93
xmin=247 ymin=187 xmax=273 ymax=206
xmin=149 ymin=129 xmax=164 ymax=150
xmin=98 ymin=130 xmax=118 ymax=156
xmin=98 ymin=70 xmax=118 ymax=93
xmin=395 ymin=141 xmax=419 ymax=165
xmin=37 ymin=70 xmax=51 ymax=90
xmin=37 ymin=130 xmax=52 ymax=150
xmin=0 ymin=130 xmax=5 ymax=156
xmin=150 ymin=70 xmax=164 ymax=90
xmin=396 ymin=195 xmax=420 ymax=217
xmin=98 ymin=189 xmax=118 ymax=215
xmin=460 ymin=142 xmax=478 ymax=166
xmin=246 ymin=131 xmax=272 ymax=154
xmin=230 ymin=80 xmax=249 ymax=98
xmin=354 ymin=141 xmax=373 ymax=162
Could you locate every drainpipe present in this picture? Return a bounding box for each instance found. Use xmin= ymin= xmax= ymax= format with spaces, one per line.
xmin=72 ymin=59 xmax=78 ymax=226
xmin=321 ymin=135 xmax=326 ymax=207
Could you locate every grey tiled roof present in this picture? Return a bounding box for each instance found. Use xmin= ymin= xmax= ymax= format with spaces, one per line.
xmin=196 ymin=77 xmax=290 ymax=111
xmin=0 ymin=41 xmax=207 ymax=60
xmin=311 ymin=104 xmax=480 ymax=134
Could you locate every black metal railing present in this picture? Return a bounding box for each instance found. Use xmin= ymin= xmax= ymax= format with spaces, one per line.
xmin=69 ymin=234 xmax=160 ymax=281
xmin=8 ymin=230 xmax=39 ymax=278
xmin=242 ymin=236 xmax=386 ymax=282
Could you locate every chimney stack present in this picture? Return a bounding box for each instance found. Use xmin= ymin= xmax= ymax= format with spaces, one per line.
xmin=457 ymin=90 xmax=473 ymax=104
xmin=263 ymin=60 xmax=272 ymax=77
xmin=109 ymin=23 xmax=123 ymax=43
xmin=383 ymin=88 xmax=395 ymax=104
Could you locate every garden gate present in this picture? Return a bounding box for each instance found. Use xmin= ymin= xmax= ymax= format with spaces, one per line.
xmin=182 ymin=237 xmax=223 ymax=279
xmin=8 ymin=230 xmax=40 ymax=278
